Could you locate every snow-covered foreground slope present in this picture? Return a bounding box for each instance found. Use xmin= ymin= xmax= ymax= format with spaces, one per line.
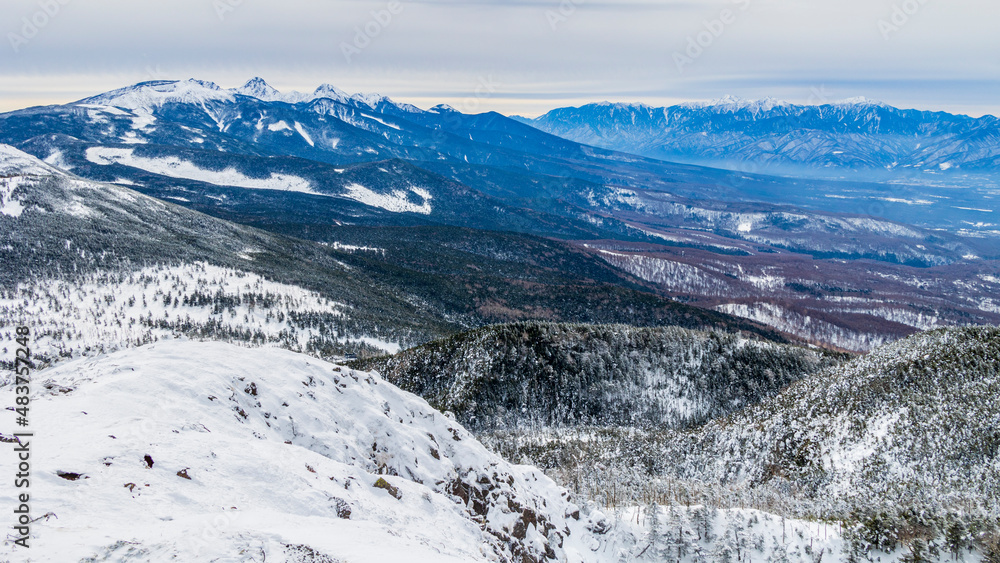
xmin=0 ymin=341 xmax=623 ymax=562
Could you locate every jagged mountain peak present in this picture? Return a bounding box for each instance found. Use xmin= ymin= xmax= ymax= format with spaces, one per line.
xmin=75 ymin=77 xmax=419 ymax=113
xmin=350 ymin=92 xmax=392 ymax=108
xmin=681 ymin=95 xmax=792 ymax=113
xmin=429 ymin=103 xmax=458 ymax=114
xmin=521 ymin=94 xmax=1000 ymax=178
xmin=591 ymin=100 xmax=652 ymax=110
xmin=313 ymin=82 xmax=350 ymax=102
xmin=233 ymin=76 xmax=283 ymax=101
xmin=834 ymin=95 xmax=888 ymax=108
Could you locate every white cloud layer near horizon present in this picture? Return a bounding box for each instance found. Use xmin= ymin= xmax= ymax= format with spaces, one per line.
xmin=0 ymin=0 xmax=997 ymax=117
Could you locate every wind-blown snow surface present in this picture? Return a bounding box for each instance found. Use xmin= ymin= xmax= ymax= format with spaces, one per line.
xmin=0 ymin=341 xmax=621 ymax=562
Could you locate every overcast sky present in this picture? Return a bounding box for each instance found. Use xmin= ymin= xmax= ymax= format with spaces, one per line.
xmin=1 ymin=0 xmax=997 ymax=116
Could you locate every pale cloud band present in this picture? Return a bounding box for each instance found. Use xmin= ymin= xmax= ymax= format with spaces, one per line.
xmin=1 ymin=0 xmax=996 ymax=117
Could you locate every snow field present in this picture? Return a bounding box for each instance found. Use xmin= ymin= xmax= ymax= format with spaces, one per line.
xmin=341 ymin=183 xmax=433 ymax=215
xmin=85 ymin=147 xmax=317 ymax=195
xmin=0 ymin=341 xmax=616 ymax=562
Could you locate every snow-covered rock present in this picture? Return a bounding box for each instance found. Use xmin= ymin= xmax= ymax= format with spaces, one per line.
xmin=0 ymin=341 xmax=623 ymax=562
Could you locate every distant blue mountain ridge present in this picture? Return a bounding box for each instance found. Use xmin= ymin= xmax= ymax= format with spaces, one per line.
xmin=513 ymin=96 xmax=1000 ymax=178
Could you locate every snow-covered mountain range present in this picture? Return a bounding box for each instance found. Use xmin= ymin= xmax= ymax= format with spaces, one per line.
xmin=81 ymin=77 xmax=415 ymax=113
xmin=2 ymin=78 xmax=1000 ymax=560
xmin=515 ymin=97 xmax=1000 ymax=178
xmin=1 ymin=143 xmax=774 ymax=368
xmin=3 ymin=78 xmax=999 ymax=352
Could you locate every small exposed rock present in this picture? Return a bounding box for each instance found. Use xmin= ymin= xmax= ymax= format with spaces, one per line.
xmin=373 ymin=477 xmax=401 ymax=500
xmin=332 ymin=498 xmax=351 ymax=519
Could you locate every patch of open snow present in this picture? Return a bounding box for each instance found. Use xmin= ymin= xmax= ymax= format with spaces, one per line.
xmin=85 ymin=147 xmax=318 ymax=195
xmin=120 ymin=131 xmax=147 ymax=144
xmin=362 ymin=114 xmax=401 ymax=130
xmin=268 ymin=120 xmax=292 ymax=132
xmin=76 ymin=103 xmax=131 ymax=116
xmin=294 ymin=122 xmax=315 ymax=146
xmin=43 ymin=149 xmax=73 ymax=170
xmin=342 ymin=183 xmax=433 ymax=215
xmin=0 ymin=176 xmax=28 ymax=217
xmin=878 ymin=197 xmax=934 ymax=205
xmin=131 ymin=108 xmax=156 ymax=130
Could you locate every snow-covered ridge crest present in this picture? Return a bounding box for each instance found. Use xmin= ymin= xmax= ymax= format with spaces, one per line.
xmin=591 ymin=101 xmax=652 ymax=110
xmin=676 ymin=95 xmax=889 ymax=112
xmin=0 ymin=144 xmax=66 ymax=217
xmin=680 ymin=95 xmax=791 ymax=113
xmin=78 ymin=76 xmax=417 ymax=112
xmin=0 ymin=341 xmax=617 ymax=562
xmin=0 ymin=143 xmax=64 ymax=177
xmin=235 ymin=77 xmax=422 ymax=111
xmin=78 ymin=79 xmax=236 ymax=110
xmin=834 ymin=96 xmax=889 ymax=108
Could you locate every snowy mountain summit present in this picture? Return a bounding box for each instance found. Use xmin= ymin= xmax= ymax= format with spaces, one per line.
xmin=78 ymin=77 xmax=404 ymax=112
xmin=681 ymin=95 xmax=791 ymax=114
xmin=0 ymin=341 xmax=620 ymax=562
xmin=79 ymin=79 xmax=236 ymax=110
